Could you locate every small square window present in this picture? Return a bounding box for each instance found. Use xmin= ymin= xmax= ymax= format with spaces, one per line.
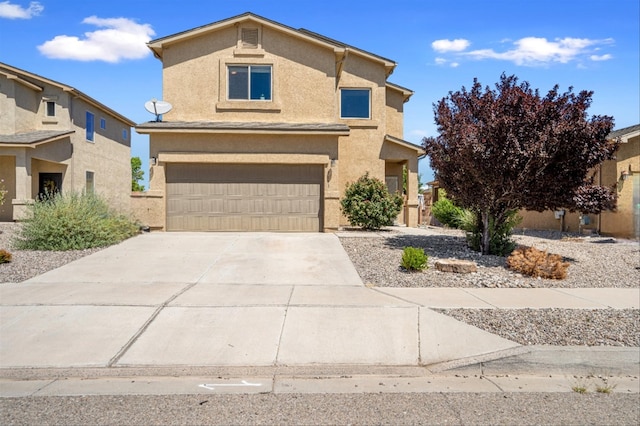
xmin=86 ymin=111 xmax=95 ymax=142
xmin=100 ymin=118 xmax=106 ymax=130
xmin=228 ymin=65 xmax=272 ymax=100
xmin=340 ymin=89 xmax=370 ymax=119
xmin=46 ymin=101 xmax=56 ymax=117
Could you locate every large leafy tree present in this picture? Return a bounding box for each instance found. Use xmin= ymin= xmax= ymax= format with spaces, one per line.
xmin=131 ymin=157 xmax=145 ymax=192
xmin=423 ymin=74 xmax=617 ymax=255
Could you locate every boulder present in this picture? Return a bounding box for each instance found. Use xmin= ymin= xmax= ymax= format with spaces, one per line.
xmin=435 ymin=259 xmax=477 ymax=274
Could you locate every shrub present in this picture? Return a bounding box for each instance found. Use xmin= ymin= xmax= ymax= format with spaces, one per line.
xmin=0 ymin=249 xmax=11 ymax=263
xmin=401 ymin=246 xmax=428 ymax=272
xmin=506 ymin=246 xmax=569 ymax=279
xmin=460 ymin=209 xmax=521 ymax=256
xmin=14 ymin=192 xmax=139 ymax=251
xmin=340 ymin=173 xmax=404 ymax=230
xmin=432 ymin=196 xmax=464 ymax=228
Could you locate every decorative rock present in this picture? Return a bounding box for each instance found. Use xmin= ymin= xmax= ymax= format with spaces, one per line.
xmin=434 ymin=259 xmax=478 ymax=274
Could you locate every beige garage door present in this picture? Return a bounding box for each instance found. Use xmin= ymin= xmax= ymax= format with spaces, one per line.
xmin=166 ymin=164 xmax=323 ymax=232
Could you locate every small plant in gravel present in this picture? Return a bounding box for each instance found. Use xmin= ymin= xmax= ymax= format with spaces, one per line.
xmin=506 ymin=246 xmax=569 ymax=279
xmin=572 ymin=385 xmax=588 ymax=394
xmin=0 ymin=249 xmax=11 ymax=263
xmin=14 ymin=191 xmax=139 ymax=251
xmin=401 ymin=247 xmax=428 ymax=272
xmin=340 ymin=173 xmax=404 ymax=230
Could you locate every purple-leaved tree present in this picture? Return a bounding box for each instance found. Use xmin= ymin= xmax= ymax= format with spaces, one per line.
xmin=423 ymin=74 xmax=618 ymax=255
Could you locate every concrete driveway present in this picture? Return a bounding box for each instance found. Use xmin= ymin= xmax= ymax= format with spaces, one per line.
xmin=0 ymin=232 xmax=519 ymax=370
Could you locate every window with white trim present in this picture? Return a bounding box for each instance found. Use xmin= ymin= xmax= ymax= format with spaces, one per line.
xmin=86 ymin=111 xmax=95 ymax=142
xmin=228 ymin=65 xmax=272 ymax=100
xmin=340 ymin=88 xmax=371 ymax=119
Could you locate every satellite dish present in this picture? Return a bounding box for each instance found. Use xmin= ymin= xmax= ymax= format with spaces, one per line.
xmin=144 ymin=98 xmax=172 ymax=122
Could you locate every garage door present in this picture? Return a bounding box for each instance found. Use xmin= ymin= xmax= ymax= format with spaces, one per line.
xmin=166 ymin=164 xmax=323 ymax=232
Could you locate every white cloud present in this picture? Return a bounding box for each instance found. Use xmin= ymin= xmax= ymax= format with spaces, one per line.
xmin=37 ymin=16 xmax=155 ymax=63
xmin=434 ymin=57 xmax=447 ymax=65
xmin=431 ymin=39 xmax=470 ymax=53
xmin=0 ymin=1 xmax=43 ymax=19
xmin=590 ymin=54 xmax=612 ymax=61
xmin=465 ymin=37 xmax=614 ymax=66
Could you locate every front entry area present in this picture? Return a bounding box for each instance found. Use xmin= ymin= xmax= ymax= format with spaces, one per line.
xmin=165 ymin=163 xmax=323 ymax=232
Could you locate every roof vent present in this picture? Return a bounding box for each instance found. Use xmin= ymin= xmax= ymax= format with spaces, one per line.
xmin=241 ymin=28 xmax=259 ymax=48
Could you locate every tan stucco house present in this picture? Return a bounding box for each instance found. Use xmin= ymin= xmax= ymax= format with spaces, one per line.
xmin=0 ymin=62 xmax=135 ymax=221
xmin=135 ymin=12 xmax=421 ymax=232
xmin=518 ymin=124 xmax=640 ymax=239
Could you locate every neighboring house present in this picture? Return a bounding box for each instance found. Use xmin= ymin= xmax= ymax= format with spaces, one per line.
xmin=519 ymin=124 xmax=640 ymax=238
xmin=0 ymin=62 xmax=135 ymax=222
xmin=134 ymin=12 xmax=421 ymax=232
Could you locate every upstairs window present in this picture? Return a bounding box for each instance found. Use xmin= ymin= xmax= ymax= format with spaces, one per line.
xmin=122 ymin=129 xmax=128 ymax=140
xmin=100 ymin=117 xmax=106 ymax=130
xmin=86 ymin=111 xmax=95 ymax=142
xmin=340 ymin=88 xmax=370 ymax=119
xmin=228 ymin=65 xmax=272 ymax=100
xmin=46 ymin=101 xmax=56 ymax=117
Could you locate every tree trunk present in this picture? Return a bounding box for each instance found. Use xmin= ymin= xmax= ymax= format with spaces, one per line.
xmin=481 ymin=211 xmax=491 ymax=255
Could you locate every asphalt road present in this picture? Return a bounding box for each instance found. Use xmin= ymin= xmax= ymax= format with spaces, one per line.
xmin=2 ymin=392 xmax=639 ymax=425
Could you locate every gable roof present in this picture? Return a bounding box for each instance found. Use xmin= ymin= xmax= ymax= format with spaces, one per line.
xmin=608 ymin=124 xmax=640 ymax=143
xmin=0 ymin=62 xmax=135 ymax=127
xmin=147 ymin=12 xmax=397 ymax=75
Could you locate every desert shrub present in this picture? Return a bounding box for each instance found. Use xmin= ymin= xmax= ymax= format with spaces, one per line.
xmin=460 ymin=209 xmax=521 ymax=256
xmin=432 ymin=196 xmax=464 ymax=228
xmin=14 ymin=192 xmax=139 ymax=251
xmin=340 ymin=173 xmax=404 ymax=230
xmin=401 ymin=246 xmax=428 ymax=272
xmin=0 ymin=249 xmax=11 ymax=263
xmin=507 ymin=246 xmax=569 ymax=279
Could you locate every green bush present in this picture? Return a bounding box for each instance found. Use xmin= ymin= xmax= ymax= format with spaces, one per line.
xmin=14 ymin=192 xmax=139 ymax=251
xmin=459 ymin=209 xmax=521 ymax=256
xmin=432 ymin=196 xmax=464 ymax=228
xmin=401 ymin=246 xmax=428 ymax=271
xmin=0 ymin=249 xmax=11 ymax=263
xmin=340 ymin=173 xmax=404 ymax=230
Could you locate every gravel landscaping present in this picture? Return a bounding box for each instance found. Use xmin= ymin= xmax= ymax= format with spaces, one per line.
xmin=338 ymin=227 xmax=640 ymax=289
xmin=0 ymin=223 xmax=102 ymax=284
xmin=437 ymin=308 xmax=639 ymax=347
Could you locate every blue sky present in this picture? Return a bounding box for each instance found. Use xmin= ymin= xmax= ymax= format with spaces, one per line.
xmin=1 ymin=0 xmax=638 ymax=186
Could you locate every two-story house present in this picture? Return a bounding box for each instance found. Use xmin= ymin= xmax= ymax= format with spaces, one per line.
xmin=135 ymin=12 xmax=421 ymax=232
xmin=0 ymin=62 xmax=135 ymax=221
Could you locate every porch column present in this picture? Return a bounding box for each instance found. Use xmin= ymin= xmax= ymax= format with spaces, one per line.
xmin=12 ymin=149 xmax=33 ymax=220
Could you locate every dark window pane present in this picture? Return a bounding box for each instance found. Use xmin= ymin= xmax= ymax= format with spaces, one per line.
xmin=46 ymin=101 xmax=55 ymax=116
xmin=229 ymin=66 xmax=248 ymax=99
xmin=86 ymin=111 xmax=94 ymax=141
xmin=250 ymin=66 xmax=271 ymax=100
xmin=341 ymin=89 xmax=370 ymax=118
